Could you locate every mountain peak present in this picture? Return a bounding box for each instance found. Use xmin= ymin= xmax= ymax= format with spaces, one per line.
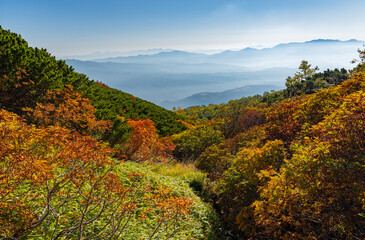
xmin=307 ymin=38 xmax=361 ymax=43
xmin=156 ymin=50 xmax=206 ymax=56
xmin=307 ymin=39 xmax=341 ymax=43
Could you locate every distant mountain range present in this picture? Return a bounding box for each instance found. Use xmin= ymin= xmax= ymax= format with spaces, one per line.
xmin=91 ymin=39 xmax=364 ymax=70
xmin=209 ymin=39 xmax=364 ymax=69
xmin=60 ymin=48 xmax=175 ymax=61
xmin=161 ymin=85 xmax=282 ymax=109
xmin=66 ymin=39 xmax=364 ymax=108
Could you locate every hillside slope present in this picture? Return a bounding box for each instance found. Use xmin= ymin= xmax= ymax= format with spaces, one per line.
xmin=172 ymin=59 xmax=365 ymax=239
xmin=0 ymin=26 xmax=185 ymax=137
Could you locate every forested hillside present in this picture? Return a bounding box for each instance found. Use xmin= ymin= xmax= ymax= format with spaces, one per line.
xmin=0 ymin=26 xmax=186 ymax=140
xmin=177 ymin=63 xmax=350 ymax=122
xmin=173 ymin=57 xmax=365 ymax=239
xmin=0 ymin=27 xmax=215 ymax=240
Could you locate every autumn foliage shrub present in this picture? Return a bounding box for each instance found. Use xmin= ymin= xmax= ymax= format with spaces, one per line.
xmin=0 ymin=109 xmax=118 ymax=238
xmin=245 ymin=91 xmax=365 ymax=238
xmin=229 ymin=72 xmax=365 ymax=239
xmin=196 ymin=125 xmax=266 ymax=181
xmin=201 ymin=68 xmax=365 ymax=239
xmin=216 ymin=140 xmax=285 ymax=225
xmin=0 ymin=110 xmax=201 ymax=239
xmin=0 ymin=68 xmax=37 ymax=112
xmin=221 ymin=106 xmax=266 ymax=138
xmin=196 ymin=144 xmax=233 ymax=181
xmin=265 ymin=71 xmax=365 ymax=146
xmin=173 ymin=125 xmax=224 ymax=162
xmin=23 ymin=84 xmax=111 ymax=137
xmin=122 ymin=119 xmax=175 ymax=163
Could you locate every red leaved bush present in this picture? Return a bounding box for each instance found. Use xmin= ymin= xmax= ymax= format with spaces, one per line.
xmin=122 ymin=119 xmax=175 ymax=163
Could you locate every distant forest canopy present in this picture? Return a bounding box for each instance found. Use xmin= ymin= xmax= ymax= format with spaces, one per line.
xmin=177 ymin=62 xmax=350 ymax=122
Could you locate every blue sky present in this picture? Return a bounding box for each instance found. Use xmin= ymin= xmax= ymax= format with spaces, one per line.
xmin=1 ymin=0 xmax=365 ymax=56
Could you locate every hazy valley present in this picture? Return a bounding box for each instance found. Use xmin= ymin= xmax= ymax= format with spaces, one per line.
xmin=66 ymin=39 xmax=364 ymax=108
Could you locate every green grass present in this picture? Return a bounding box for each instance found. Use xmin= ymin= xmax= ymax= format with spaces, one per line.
xmin=118 ymin=161 xmax=217 ymax=240
xmin=147 ymin=161 xmax=207 ymax=193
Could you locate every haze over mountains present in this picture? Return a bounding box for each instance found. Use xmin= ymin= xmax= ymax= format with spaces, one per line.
xmin=66 ymin=39 xmax=364 ymax=109
xmin=61 ymin=48 xmax=175 ymax=61
xmin=162 ymin=85 xmax=283 ymax=109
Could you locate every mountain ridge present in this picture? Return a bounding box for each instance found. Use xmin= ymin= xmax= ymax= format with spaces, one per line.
xmin=161 ymin=84 xmax=283 ymax=109
xmin=65 ymin=38 xmax=364 ymax=108
xmin=90 ymin=39 xmax=364 ymax=62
